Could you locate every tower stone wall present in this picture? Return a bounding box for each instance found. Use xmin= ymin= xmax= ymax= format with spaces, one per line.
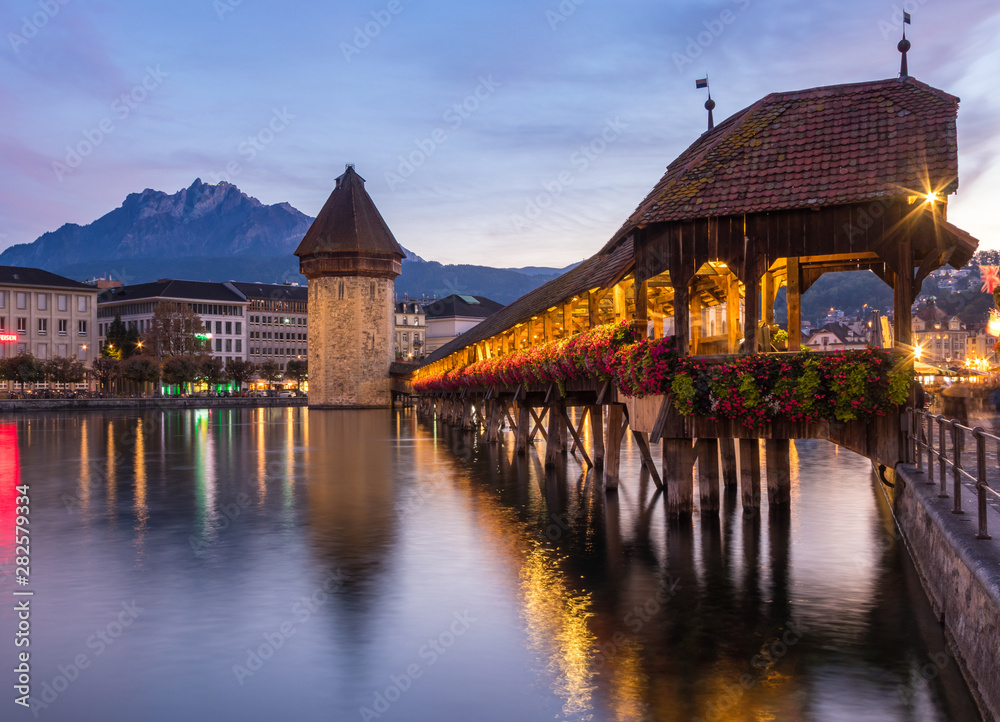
xmin=308 ymin=275 xmax=395 ymax=408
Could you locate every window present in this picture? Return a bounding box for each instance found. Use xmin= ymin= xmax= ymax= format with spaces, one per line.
xmin=78 ymin=320 xmax=87 ymax=336
xmin=57 ymin=295 xmax=67 ymax=311
xmin=0 ymin=317 xmax=4 ymax=330
xmin=77 ymin=296 xmax=87 ymax=312
xmin=0 ymin=291 xmax=5 ymax=308
xmin=17 ymin=317 xmax=27 ymax=332
xmin=225 ymin=322 xmax=232 ymax=335
xmin=403 ymin=333 xmax=408 ymax=341
xmin=215 ymin=339 xmax=222 ymax=352
xmin=370 ymin=281 xmax=375 ymax=300
xmin=37 ymin=318 xmax=47 ymax=335
xmin=77 ymin=345 xmax=87 ymax=361
xmin=235 ymin=340 xmax=242 ymax=353
xmin=37 ymin=294 xmax=48 ymax=311
xmin=338 ymin=282 xmax=345 ymax=300
xmin=235 ymin=322 xmax=241 ymax=335
xmin=225 ymin=339 xmax=232 ymax=352
xmin=36 ymin=343 xmax=47 ymax=359
xmin=16 ymin=293 xmax=27 ymax=309
xmin=58 ymin=344 xmax=67 ymax=357
xmin=216 ymin=321 xmax=223 ymax=334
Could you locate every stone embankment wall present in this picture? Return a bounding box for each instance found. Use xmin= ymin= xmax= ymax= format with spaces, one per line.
xmin=891 ymin=465 xmax=1000 ymax=722
xmin=0 ymin=397 xmax=307 ymax=412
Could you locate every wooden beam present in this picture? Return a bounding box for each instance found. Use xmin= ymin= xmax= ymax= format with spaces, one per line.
xmin=649 ymin=395 xmax=672 ymax=444
xmin=569 ymin=406 xmax=589 ymax=454
xmin=726 ymin=275 xmax=741 ymax=354
xmin=743 ymin=245 xmax=760 ymax=354
xmin=613 ymin=284 xmax=626 ymax=322
xmin=561 ymin=406 xmax=593 ymax=468
xmin=545 ymin=402 xmax=563 ymax=467
xmin=588 ymin=289 xmax=604 ymax=328
xmin=515 ymin=403 xmax=530 ymax=455
xmin=787 ymin=256 xmax=801 ymax=352
xmin=697 ymin=438 xmax=720 ymax=513
xmin=690 ymin=293 xmax=703 ymax=355
xmin=663 ymin=438 xmax=695 ymax=516
xmin=762 ymin=271 xmax=775 ymax=326
xmin=765 ymin=439 xmax=791 ymax=506
xmin=589 ymin=405 xmax=605 ymax=468
xmin=720 ymin=437 xmax=738 ymax=488
xmin=632 ymin=431 xmax=662 ymax=489
xmin=895 ymin=238 xmax=913 ymax=347
xmin=528 ymin=407 xmax=548 ymax=442
xmin=634 ymin=278 xmax=649 ymax=338
xmin=604 ymin=404 xmax=624 ymax=490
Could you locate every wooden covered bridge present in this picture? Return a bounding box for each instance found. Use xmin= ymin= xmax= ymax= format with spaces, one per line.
xmin=410 ymin=74 xmax=980 ymax=515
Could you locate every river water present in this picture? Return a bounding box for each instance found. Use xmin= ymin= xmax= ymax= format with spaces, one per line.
xmin=0 ymin=408 xmax=982 ymax=721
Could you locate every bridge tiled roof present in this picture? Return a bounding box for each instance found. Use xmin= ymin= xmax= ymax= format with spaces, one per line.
xmin=419 ymin=238 xmax=634 ymax=367
xmin=606 ymin=76 xmax=960 ymax=248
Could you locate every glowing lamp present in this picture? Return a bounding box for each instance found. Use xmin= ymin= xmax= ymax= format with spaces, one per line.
xmin=988 ymin=310 xmax=1000 ymax=337
xmin=914 ymin=345 xmax=923 ymax=360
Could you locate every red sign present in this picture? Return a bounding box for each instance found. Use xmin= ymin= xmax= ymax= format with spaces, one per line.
xmin=0 ymin=333 xmax=17 ymax=342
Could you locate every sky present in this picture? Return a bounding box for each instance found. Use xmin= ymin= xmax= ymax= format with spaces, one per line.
xmin=1 ymin=0 xmax=998 ymax=269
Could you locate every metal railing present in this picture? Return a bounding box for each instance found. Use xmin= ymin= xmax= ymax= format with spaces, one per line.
xmin=907 ymin=409 xmax=999 ymax=540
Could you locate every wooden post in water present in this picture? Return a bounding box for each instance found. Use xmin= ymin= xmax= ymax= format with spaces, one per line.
xmin=515 ymin=403 xmax=530 ymax=455
xmin=765 ymin=438 xmax=791 ymax=505
xmin=589 ymin=405 xmax=605 ymax=468
xmin=604 ymin=404 xmax=624 ymax=490
xmin=697 ymin=438 xmax=720 ymax=513
xmin=720 ymin=438 xmax=738 ymax=489
xmin=787 ymin=257 xmax=801 ymax=352
xmin=545 ymin=401 xmax=565 ymax=467
xmin=663 ymin=438 xmax=695 ymax=516
xmin=739 ymin=439 xmax=761 ymax=513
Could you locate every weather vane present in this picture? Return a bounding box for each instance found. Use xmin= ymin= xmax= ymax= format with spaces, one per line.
xmin=696 ymin=75 xmax=714 ymax=130
xmin=898 ymin=11 xmax=911 ymax=78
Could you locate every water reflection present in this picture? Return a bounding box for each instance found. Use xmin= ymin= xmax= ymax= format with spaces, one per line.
xmin=0 ymin=409 xmax=981 ymax=722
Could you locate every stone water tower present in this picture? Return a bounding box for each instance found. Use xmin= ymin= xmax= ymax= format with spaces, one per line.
xmin=294 ymin=165 xmax=405 ymax=408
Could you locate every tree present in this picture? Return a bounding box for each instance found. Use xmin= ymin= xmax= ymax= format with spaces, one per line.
xmin=141 ymin=302 xmax=211 ymax=359
xmin=104 ymin=314 xmax=128 ymax=359
xmin=258 ymin=361 xmax=283 ymax=390
xmin=201 ymin=356 xmax=225 ymax=388
xmin=225 ymin=358 xmax=256 ymax=391
xmin=161 ymin=354 xmax=202 ymax=392
xmin=285 ymin=359 xmax=308 ymax=390
xmin=122 ymin=356 xmax=159 ymax=394
xmin=44 ymin=356 xmax=86 ymax=386
xmin=91 ymin=357 xmax=122 ymax=395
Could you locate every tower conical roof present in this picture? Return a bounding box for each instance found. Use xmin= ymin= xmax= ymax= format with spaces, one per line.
xmin=295 ymin=165 xmax=405 ymax=259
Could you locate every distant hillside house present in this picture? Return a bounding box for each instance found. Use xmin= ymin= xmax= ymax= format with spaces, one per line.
xmin=394 ymin=300 xmax=426 ymax=360
xmin=0 ymin=265 xmax=99 ymax=390
xmin=804 ymin=323 xmax=868 ymax=352
xmin=423 ymin=294 xmax=505 ymax=354
xmin=913 ymin=307 xmax=967 ymax=365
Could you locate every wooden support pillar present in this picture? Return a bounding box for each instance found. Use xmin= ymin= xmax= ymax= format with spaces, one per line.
xmin=720 ymin=438 xmax=738 ymax=488
xmin=613 ymin=284 xmax=626 ymax=322
xmin=634 ymin=279 xmax=649 ymax=339
xmin=744 ymin=247 xmax=760 ymax=354
xmin=515 ymin=403 xmax=531 ymax=455
xmin=765 ymin=438 xmax=791 ymax=506
xmin=545 ymin=401 xmax=565 ymax=467
xmin=543 ymin=312 xmax=553 ymax=343
xmin=674 ymin=283 xmax=690 ymax=357
xmin=663 ymin=438 xmax=695 ymax=516
xmin=588 ymin=290 xmax=602 ymax=329
xmin=563 ymin=302 xmax=575 ymax=336
xmin=787 ymin=257 xmax=801 ymax=352
xmin=697 ymin=438 xmax=720 ymax=513
xmin=690 ymin=293 xmax=703 ymax=355
xmin=762 ymin=271 xmax=775 ymax=327
xmin=589 ymin=405 xmax=605 ymax=468
xmin=726 ymin=275 xmax=741 ymax=354
xmin=895 ymin=238 xmax=913 ymax=348
xmin=604 ymin=404 xmax=624 ymax=490
xmin=739 ymin=439 xmax=761 ymax=513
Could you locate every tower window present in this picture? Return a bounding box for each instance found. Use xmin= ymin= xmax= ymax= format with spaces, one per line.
xmin=370 ymin=281 xmax=375 ymax=300
xmin=338 ymin=281 xmax=345 ymax=300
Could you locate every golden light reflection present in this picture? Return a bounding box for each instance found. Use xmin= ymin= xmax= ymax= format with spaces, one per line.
xmin=520 ymin=543 xmax=597 ymax=720
xmin=79 ymin=418 xmax=90 ymax=514
xmin=106 ymin=421 xmax=117 ymax=524
xmin=256 ymin=408 xmax=267 ymax=505
xmin=133 ymin=419 xmax=148 ymax=563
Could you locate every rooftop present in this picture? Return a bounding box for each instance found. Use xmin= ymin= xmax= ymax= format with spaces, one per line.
xmin=98 ymin=279 xmax=247 ymax=304
xmin=0 ymin=265 xmax=96 ymax=291
xmin=424 ymin=294 xmax=506 ymax=320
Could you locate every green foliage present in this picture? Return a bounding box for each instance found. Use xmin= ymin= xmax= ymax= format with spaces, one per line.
xmin=43 ymin=356 xmax=86 ymax=385
xmin=122 ymin=356 xmax=159 ymax=384
xmin=888 ymin=364 xmax=912 ymax=406
xmin=737 ymin=374 xmax=761 ymax=409
xmin=671 ymin=373 xmax=696 ymax=415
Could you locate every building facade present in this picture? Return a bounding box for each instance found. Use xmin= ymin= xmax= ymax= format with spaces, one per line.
xmin=804 ymin=322 xmax=869 ymax=352
xmin=0 ymin=266 xmax=99 ymax=389
xmin=230 ymin=282 xmax=308 ymax=371
xmin=913 ymin=311 xmax=967 ymax=366
xmin=97 ymin=280 xmax=249 ymax=366
xmin=394 ymin=300 xmax=425 ymax=360
xmin=424 ymin=294 xmax=505 ymax=354
xmin=294 ymin=165 xmax=405 ymax=408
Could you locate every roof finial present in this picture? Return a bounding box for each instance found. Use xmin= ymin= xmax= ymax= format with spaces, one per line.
xmin=898 ymin=11 xmax=911 ymax=78
xmin=696 ymin=75 xmax=714 ymax=130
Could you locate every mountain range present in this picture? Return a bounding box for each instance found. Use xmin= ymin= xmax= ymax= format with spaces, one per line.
xmin=0 ymin=180 xmax=576 ymax=305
